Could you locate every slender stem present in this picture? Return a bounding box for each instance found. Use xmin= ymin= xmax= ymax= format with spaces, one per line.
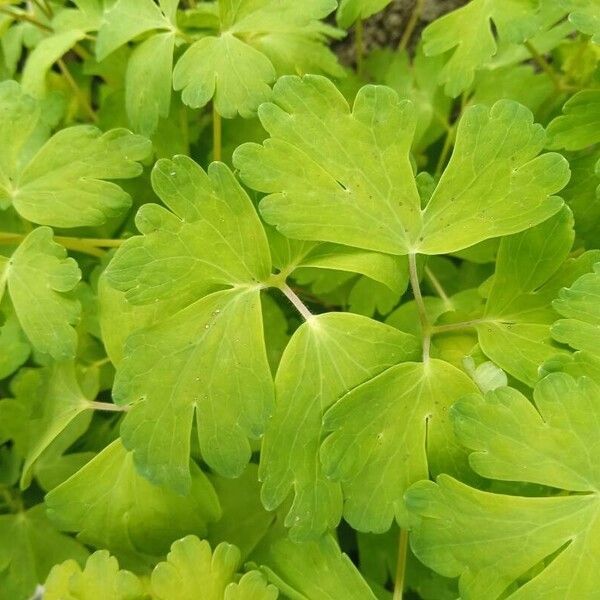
xmin=424 ymin=266 xmax=452 ymax=311
xmin=0 ymin=232 xmax=124 ymax=257
xmin=524 ymin=40 xmax=563 ymax=92
xmin=398 ymin=0 xmax=424 ymax=52
xmin=0 ymin=7 xmax=52 ymax=31
xmin=213 ymin=104 xmax=222 ymax=162
xmin=57 ymin=58 xmax=98 ymax=123
xmin=434 ymin=125 xmax=455 ymax=178
xmin=392 ymin=529 xmax=409 ymax=600
xmin=280 ymin=283 xmax=313 ymax=321
xmin=355 ymin=19 xmax=364 ymax=76
xmin=431 ymin=318 xmax=489 ymax=335
xmin=88 ymin=401 xmax=129 ymax=413
xmin=32 ymin=0 xmax=52 ymax=18
xmin=86 ymin=356 xmax=112 ymax=369
xmin=408 ymin=253 xmax=430 ymax=362
xmin=54 ymin=236 xmax=124 ymax=248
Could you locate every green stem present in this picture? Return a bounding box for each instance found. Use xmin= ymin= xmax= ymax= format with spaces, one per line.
xmin=280 ymin=283 xmax=313 ymax=321
xmin=424 ymin=266 xmax=452 ymax=311
xmin=524 ymin=40 xmax=564 ymax=92
xmin=0 ymin=7 xmax=52 ymax=31
xmin=213 ymin=104 xmax=222 ymax=162
xmin=57 ymin=58 xmax=97 ymax=123
xmin=0 ymin=231 xmax=124 ymax=257
xmin=392 ymin=529 xmax=409 ymax=600
xmin=431 ymin=318 xmax=490 ymax=335
xmin=434 ymin=125 xmax=455 ymax=178
xmin=355 ymin=19 xmax=364 ymax=76
xmin=398 ymin=0 xmax=424 ymax=52
xmin=88 ymin=401 xmax=129 ymax=413
xmin=408 ymin=253 xmax=430 ymax=362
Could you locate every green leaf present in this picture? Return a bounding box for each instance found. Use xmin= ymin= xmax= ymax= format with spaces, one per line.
xmin=476 ymin=208 xmax=600 ymax=385
xmin=0 ymin=300 xmax=29 ymax=379
xmin=44 ymin=551 xmax=146 ymax=600
xmin=0 ymin=81 xmax=150 ymax=227
xmin=547 ymin=90 xmax=600 ymax=151
xmin=0 ymin=504 xmax=88 ymax=600
xmin=15 ymin=361 xmax=95 ymax=489
xmin=151 ymin=536 xmax=277 ymax=600
xmin=252 ymin=525 xmax=377 ymax=600
xmin=21 ymin=30 xmax=86 ymax=96
xmin=46 ymin=440 xmax=221 ymax=569
xmin=552 ymin=262 xmax=600 ymax=356
xmin=336 ymin=0 xmax=393 ymax=28
xmin=421 ymin=0 xmax=539 ymax=96
xmin=104 ymin=158 xmax=274 ymax=492
xmin=320 ymin=358 xmax=478 ymax=531
xmin=125 ymin=32 xmax=175 ymax=136
xmin=172 ymin=0 xmax=341 ymax=118
xmin=569 ymin=0 xmax=600 ymax=43
xmin=234 ymin=76 xmax=568 ymax=256
xmin=1 ymin=227 xmax=81 ymax=360
xmin=260 ymin=312 xmax=419 ymax=540
xmin=407 ymin=373 xmax=600 ymax=600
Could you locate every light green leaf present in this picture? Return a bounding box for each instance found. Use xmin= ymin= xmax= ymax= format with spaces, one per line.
xmin=234 ymin=76 xmax=567 ymax=256
xmin=0 ymin=504 xmax=88 ymax=600
xmin=336 ymin=0 xmax=393 ymax=28
xmin=173 ymin=0 xmax=340 ymax=118
xmin=1 ymin=227 xmax=81 ymax=360
xmin=16 ymin=361 xmax=95 ymax=489
xmin=547 ymin=90 xmax=600 ymax=150
xmin=104 ymin=158 xmax=273 ymax=492
xmin=0 ymin=300 xmax=29 ymax=378
xmin=407 ymin=373 xmax=600 ymax=600
xmin=21 ymin=30 xmax=85 ymax=96
xmin=477 ymin=208 xmax=600 ymax=385
xmin=260 ymin=313 xmax=419 ymax=540
xmin=0 ymin=81 xmax=150 ymax=227
xmin=252 ymin=525 xmax=377 ymax=600
xmin=552 ymin=262 xmax=600 ymax=356
xmin=320 ymin=358 xmax=478 ymax=531
xmin=44 ymin=551 xmax=146 ymax=600
xmin=151 ymin=536 xmax=277 ymax=600
xmin=46 ymin=440 xmax=221 ymax=569
xmin=422 ymin=0 xmax=540 ymax=96
xmin=14 ymin=126 xmax=150 ymax=228
xmin=96 ymin=0 xmax=173 ymax=60
xmin=569 ymin=0 xmax=600 ymax=43
xmin=125 ymin=31 xmax=175 ymax=136
xmin=173 ymin=34 xmax=275 ymax=119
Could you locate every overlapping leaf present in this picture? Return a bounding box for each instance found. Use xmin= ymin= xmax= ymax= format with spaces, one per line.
xmin=0 ymin=81 xmax=150 ymax=227
xmin=46 ymin=440 xmax=221 ymax=568
xmin=0 ymin=504 xmax=88 ymax=600
xmin=104 ymin=157 xmax=274 ymax=492
xmin=421 ymin=0 xmax=540 ymax=96
xmin=336 ymin=0 xmax=393 ymax=28
xmin=547 ymin=90 xmax=600 ymax=151
xmin=475 ymin=207 xmax=600 ymax=385
xmin=407 ymin=373 xmax=600 ymax=599
xmin=320 ymin=358 xmax=478 ymax=532
xmin=234 ymin=75 xmax=568 ymax=256
xmin=259 ymin=312 xmax=419 ymax=540
xmin=44 ymin=551 xmax=145 ymax=600
xmin=173 ymin=0 xmax=342 ymax=118
xmin=0 ymin=227 xmax=81 ymax=360
xmin=152 ymin=536 xmax=278 ymax=600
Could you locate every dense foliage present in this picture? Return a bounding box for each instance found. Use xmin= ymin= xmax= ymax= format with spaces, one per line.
xmin=0 ymin=0 xmax=599 ymax=598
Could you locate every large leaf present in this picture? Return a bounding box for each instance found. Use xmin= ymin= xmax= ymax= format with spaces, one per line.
xmin=104 ymin=158 xmax=274 ymax=492
xmin=0 ymin=81 xmax=150 ymax=227
xmin=234 ymin=75 xmax=568 ymax=256
xmin=407 ymin=373 xmax=600 ymax=600
xmin=46 ymin=440 xmax=221 ymax=569
xmin=260 ymin=312 xmax=419 ymax=540
xmin=173 ymin=0 xmax=341 ymax=118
